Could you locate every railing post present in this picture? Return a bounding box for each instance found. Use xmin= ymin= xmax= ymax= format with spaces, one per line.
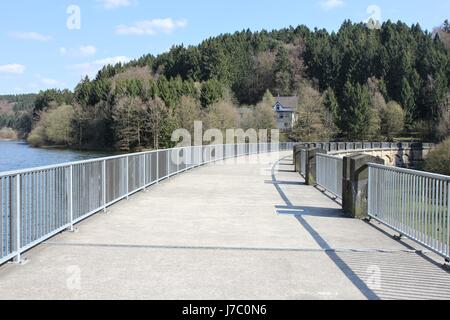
xmin=102 ymin=160 xmax=107 ymax=210
xmin=156 ymin=151 xmax=159 ymax=184
xmin=69 ymin=165 xmax=74 ymax=229
xmin=177 ymin=148 xmax=180 ymax=173
xmin=125 ymin=156 xmax=129 ymax=200
xmin=342 ymin=154 xmax=384 ymax=219
xmin=143 ymin=154 xmax=146 ymax=191
xmin=167 ymin=150 xmax=170 ymax=179
xmin=448 ymin=185 xmax=450 ymax=258
xmin=14 ymin=174 xmax=21 ymax=263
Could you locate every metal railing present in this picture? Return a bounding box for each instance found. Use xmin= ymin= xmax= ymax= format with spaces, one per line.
xmin=301 ymin=141 xmax=434 ymax=152
xmin=316 ymin=154 xmax=343 ymax=199
xmin=368 ymin=164 xmax=450 ymax=260
xmin=0 ymin=142 xmax=295 ymax=265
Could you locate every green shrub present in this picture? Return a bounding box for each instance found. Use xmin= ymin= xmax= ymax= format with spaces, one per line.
xmin=27 ymin=125 xmax=46 ymax=147
xmin=423 ymin=138 xmax=450 ymax=175
xmin=27 ymin=105 xmax=75 ymax=147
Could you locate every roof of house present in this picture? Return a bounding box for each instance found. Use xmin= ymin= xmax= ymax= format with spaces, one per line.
xmin=273 ymin=96 xmax=298 ymax=112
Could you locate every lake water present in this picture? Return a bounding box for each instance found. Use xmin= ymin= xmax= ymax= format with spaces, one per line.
xmin=0 ymin=141 xmax=114 ymax=173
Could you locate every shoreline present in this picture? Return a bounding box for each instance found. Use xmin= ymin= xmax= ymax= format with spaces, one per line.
xmin=0 ymin=140 xmax=121 ymax=154
xmin=0 ymin=138 xmax=21 ymax=142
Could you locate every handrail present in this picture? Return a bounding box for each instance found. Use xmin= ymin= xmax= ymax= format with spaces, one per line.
xmin=0 ymin=142 xmax=295 ymax=265
xmin=329 ymin=147 xmax=402 ymax=157
xmin=368 ymin=163 xmax=450 ymax=182
xmin=0 ymin=143 xmax=273 ymax=178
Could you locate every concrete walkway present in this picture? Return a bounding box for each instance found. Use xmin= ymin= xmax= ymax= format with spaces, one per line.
xmin=1 ymin=151 xmax=450 ymax=300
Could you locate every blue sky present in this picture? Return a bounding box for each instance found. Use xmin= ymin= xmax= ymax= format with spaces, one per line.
xmin=0 ymin=0 xmax=449 ymax=94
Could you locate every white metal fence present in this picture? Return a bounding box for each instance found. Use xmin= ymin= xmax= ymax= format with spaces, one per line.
xmin=316 ymin=154 xmax=343 ymax=199
xmin=368 ymin=164 xmax=450 ymax=260
xmin=0 ymin=142 xmax=294 ymax=265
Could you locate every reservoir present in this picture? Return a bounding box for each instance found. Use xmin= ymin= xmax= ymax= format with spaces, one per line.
xmin=0 ymin=141 xmax=113 ymax=173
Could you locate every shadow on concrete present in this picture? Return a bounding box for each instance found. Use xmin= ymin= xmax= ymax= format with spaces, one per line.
xmin=333 ymin=250 xmax=450 ymax=300
xmin=275 ymin=205 xmax=342 ymax=218
xmin=278 ymin=162 xmax=294 ymax=167
xmin=271 ymin=155 xmax=450 ymax=300
xmin=271 ymin=156 xmax=379 ymax=300
xmin=276 ymin=169 xmax=296 ymax=173
xmin=365 ymin=220 xmax=450 ymax=275
xmin=265 ymin=180 xmax=305 ymax=186
xmin=314 ymin=186 xmax=343 ymax=206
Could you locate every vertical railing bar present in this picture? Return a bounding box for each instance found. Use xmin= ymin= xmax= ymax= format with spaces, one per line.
xmin=447 ymin=182 xmax=450 ymax=258
xmin=125 ymin=156 xmax=129 ymax=200
xmin=426 ymin=177 xmax=430 ymax=245
xmin=444 ymin=181 xmax=448 ymax=255
xmin=102 ymin=160 xmax=106 ymax=211
xmin=177 ymin=148 xmax=180 ymax=174
xmin=14 ymin=174 xmax=21 ymax=263
xmin=395 ymin=171 xmax=400 ymax=229
xmin=156 ymin=151 xmax=159 ymax=184
xmin=368 ymin=167 xmax=373 ymax=216
xmin=167 ymin=150 xmax=170 ymax=179
xmin=438 ymin=179 xmax=442 ymax=251
xmin=409 ymin=173 xmax=412 ymax=238
xmin=401 ymin=173 xmax=405 ymax=231
xmin=143 ymin=154 xmax=146 ymax=191
xmin=414 ymin=174 xmax=418 ymax=239
xmin=439 ymin=179 xmax=443 ymax=251
xmin=391 ymin=169 xmax=395 ymax=226
xmin=386 ymin=168 xmax=390 ymax=224
xmin=432 ymin=178 xmax=435 ymax=249
xmin=0 ymin=178 xmax=3 ymax=258
xmin=69 ymin=165 xmax=74 ymax=231
xmin=422 ymin=177 xmax=426 ymax=242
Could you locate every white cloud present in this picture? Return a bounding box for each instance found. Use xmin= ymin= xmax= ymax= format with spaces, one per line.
xmin=95 ymin=56 xmax=131 ymax=65
xmin=319 ymin=0 xmax=344 ymax=10
xmin=67 ymin=56 xmax=131 ymax=78
xmin=116 ymin=18 xmax=187 ymax=35
xmin=60 ymin=45 xmax=97 ymax=57
xmin=80 ymin=45 xmax=97 ymax=57
xmin=97 ymin=0 xmax=132 ymax=9
xmin=34 ymin=74 xmax=64 ymax=88
xmin=0 ymin=64 xmax=26 ymax=74
xmin=41 ymin=78 xmax=60 ymax=86
xmin=10 ymin=31 xmax=52 ymax=41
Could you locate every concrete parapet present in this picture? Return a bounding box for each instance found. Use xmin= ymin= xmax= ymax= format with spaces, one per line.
xmin=305 ymin=148 xmax=327 ymax=186
xmin=342 ymin=154 xmax=385 ymax=219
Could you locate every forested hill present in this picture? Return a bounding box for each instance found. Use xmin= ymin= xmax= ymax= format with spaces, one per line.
xmin=0 ymin=94 xmax=35 ymax=138
xmin=113 ymin=19 xmax=450 ymax=106
xmin=4 ymin=19 xmax=450 ymax=149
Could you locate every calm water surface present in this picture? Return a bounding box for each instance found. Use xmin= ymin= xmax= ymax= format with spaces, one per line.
xmin=0 ymin=141 xmax=115 ymax=173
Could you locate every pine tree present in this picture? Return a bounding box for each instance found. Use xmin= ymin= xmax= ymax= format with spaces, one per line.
xmin=341 ymin=82 xmax=376 ymax=140
xmin=200 ymin=79 xmax=223 ymax=108
xmin=273 ymin=46 xmax=292 ymax=96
